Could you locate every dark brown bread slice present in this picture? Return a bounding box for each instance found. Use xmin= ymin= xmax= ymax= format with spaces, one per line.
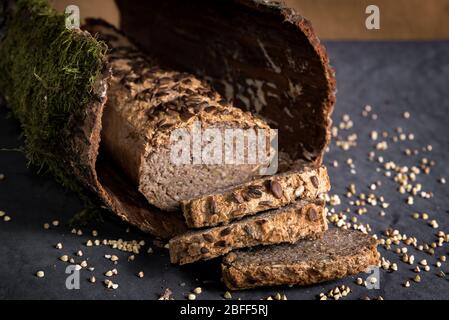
xmin=182 ymin=162 xmax=330 ymax=228
xmin=169 ymin=200 xmax=327 ymax=265
xmin=221 ymin=228 xmax=380 ymax=290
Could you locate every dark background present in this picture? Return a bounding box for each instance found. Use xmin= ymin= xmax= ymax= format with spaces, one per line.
xmin=1 ymin=41 xmax=448 ymax=300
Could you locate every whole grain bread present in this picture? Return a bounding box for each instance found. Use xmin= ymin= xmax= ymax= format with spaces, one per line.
xmin=182 ymin=162 xmax=330 ymax=228
xmin=169 ymin=200 xmax=327 ymax=265
xmin=85 ymin=22 xmax=273 ymax=212
xmin=221 ymin=228 xmax=380 ymax=290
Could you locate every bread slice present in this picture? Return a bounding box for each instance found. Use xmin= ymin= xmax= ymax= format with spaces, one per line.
xmin=181 ymin=162 xmax=330 ymax=228
xmin=221 ymin=228 xmax=380 ymax=290
xmin=169 ymin=200 xmax=327 ymax=265
xmin=86 ymin=22 xmax=271 ymax=212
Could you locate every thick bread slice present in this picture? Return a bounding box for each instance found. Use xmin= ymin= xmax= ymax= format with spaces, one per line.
xmin=169 ymin=200 xmax=327 ymax=265
xmin=87 ymin=22 xmax=271 ymax=212
xmin=182 ymin=162 xmax=330 ymax=228
xmin=221 ymin=228 xmax=380 ymax=290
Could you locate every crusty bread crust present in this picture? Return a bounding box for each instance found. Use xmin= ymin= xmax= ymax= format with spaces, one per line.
xmin=182 ymin=163 xmax=330 ymax=228
xmin=169 ymin=200 xmax=327 ymax=265
xmin=221 ymin=228 xmax=380 ymax=290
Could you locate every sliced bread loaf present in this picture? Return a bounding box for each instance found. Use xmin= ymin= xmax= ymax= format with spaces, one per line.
xmin=221 ymin=228 xmax=380 ymax=290
xmin=181 ymin=162 xmax=330 ymax=228
xmin=86 ymin=22 xmax=271 ymax=212
xmin=169 ymin=200 xmax=327 ymax=265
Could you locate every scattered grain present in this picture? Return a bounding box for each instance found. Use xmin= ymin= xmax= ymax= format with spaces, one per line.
xmin=105 ymin=270 xmax=113 ymax=277
xmin=188 ymin=293 xmax=196 ymax=300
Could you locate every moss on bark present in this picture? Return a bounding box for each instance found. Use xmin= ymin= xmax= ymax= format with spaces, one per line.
xmin=0 ymin=0 xmax=107 ymax=193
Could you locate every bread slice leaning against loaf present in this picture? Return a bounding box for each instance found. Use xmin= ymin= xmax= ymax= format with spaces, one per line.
xmin=181 ymin=161 xmax=330 ymax=228
xmin=86 ymin=22 xmax=271 ymax=212
xmin=169 ymin=200 xmax=327 ymax=265
xmin=221 ymin=228 xmax=380 ymax=290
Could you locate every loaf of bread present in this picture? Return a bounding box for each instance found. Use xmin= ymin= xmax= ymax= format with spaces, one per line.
xmin=1 ymin=0 xmax=336 ymax=239
xmin=182 ymin=162 xmax=330 ymax=228
xmin=169 ymin=200 xmax=327 ymax=265
xmin=87 ymin=22 xmax=272 ymax=212
xmin=221 ymin=228 xmax=380 ymax=290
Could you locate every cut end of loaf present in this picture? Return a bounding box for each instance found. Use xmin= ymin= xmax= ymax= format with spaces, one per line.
xmin=139 ymin=121 xmax=272 ymax=211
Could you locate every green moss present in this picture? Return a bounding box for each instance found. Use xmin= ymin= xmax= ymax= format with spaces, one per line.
xmin=0 ymin=0 xmax=107 ymax=194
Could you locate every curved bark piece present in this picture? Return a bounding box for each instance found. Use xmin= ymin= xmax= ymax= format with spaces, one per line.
xmin=1 ymin=0 xmax=335 ymax=240
xmin=117 ymin=0 xmax=336 ymax=164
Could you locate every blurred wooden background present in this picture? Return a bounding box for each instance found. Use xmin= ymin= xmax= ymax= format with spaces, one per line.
xmin=51 ymin=0 xmax=449 ymax=40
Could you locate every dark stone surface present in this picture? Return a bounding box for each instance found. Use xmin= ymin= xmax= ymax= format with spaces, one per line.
xmin=1 ymin=41 xmax=449 ymax=300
